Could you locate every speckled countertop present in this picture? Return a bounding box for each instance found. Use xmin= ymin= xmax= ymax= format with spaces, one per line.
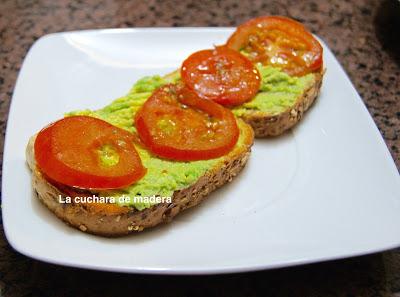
xmin=0 ymin=0 xmax=399 ymax=296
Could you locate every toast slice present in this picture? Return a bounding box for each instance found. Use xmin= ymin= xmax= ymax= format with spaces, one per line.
xmin=235 ymin=68 xmax=324 ymax=137
xmin=164 ymin=67 xmax=324 ymax=138
xmin=26 ymin=119 xmax=254 ymax=237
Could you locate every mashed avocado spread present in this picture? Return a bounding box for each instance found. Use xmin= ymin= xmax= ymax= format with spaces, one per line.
xmin=232 ymin=65 xmax=314 ymax=116
xmin=68 ymin=65 xmax=312 ymax=210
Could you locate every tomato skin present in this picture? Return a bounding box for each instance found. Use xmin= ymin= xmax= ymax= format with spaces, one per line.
xmin=135 ymin=84 xmax=239 ymax=161
xmin=181 ymin=47 xmax=261 ymax=106
xmin=34 ymin=116 xmax=146 ymax=189
xmin=226 ymin=16 xmax=323 ymax=76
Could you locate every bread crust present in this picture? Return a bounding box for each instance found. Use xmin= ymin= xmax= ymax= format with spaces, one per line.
xmin=239 ymin=69 xmax=324 ymax=137
xmin=26 ymin=120 xmax=254 ymax=237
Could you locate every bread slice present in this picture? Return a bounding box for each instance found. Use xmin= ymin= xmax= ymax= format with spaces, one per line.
xmin=236 ymin=69 xmax=324 ymax=137
xmin=164 ymin=68 xmax=324 ymax=137
xmin=26 ymin=119 xmax=254 ymax=237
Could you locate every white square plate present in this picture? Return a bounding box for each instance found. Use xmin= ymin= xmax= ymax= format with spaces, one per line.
xmin=3 ymin=28 xmax=400 ymax=275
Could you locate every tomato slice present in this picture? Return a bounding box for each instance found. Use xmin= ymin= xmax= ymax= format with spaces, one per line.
xmin=34 ymin=116 xmax=146 ymax=189
xmin=226 ymin=16 xmax=323 ymax=76
xmin=135 ymin=84 xmax=239 ymax=161
xmin=181 ymin=47 xmax=261 ymax=106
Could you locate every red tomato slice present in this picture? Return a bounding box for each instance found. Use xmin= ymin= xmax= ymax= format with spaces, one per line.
xmin=34 ymin=116 xmax=146 ymax=189
xmin=135 ymin=84 xmax=239 ymax=161
xmin=181 ymin=47 xmax=261 ymax=106
xmin=226 ymin=16 xmax=323 ymax=76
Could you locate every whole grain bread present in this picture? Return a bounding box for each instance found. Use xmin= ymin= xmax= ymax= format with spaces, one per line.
xmin=164 ymin=68 xmax=324 ymax=137
xmin=26 ymin=119 xmax=254 ymax=237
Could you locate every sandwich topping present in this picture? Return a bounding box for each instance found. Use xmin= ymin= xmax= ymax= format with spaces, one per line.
xmin=135 ymin=84 xmax=239 ymax=161
xmin=226 ymin=16 xmax=323 ymax=76
xmin=68 ymin=77 xmax=248 ymax=210
xmin=181 ymin=47 xmax=260 ymax=106
xmin=34 ymin=116 xmax=146 ymax=189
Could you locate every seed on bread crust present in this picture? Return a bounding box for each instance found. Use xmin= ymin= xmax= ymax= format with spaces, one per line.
xmin=79 ymin=225 xmax=87 ymax=232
